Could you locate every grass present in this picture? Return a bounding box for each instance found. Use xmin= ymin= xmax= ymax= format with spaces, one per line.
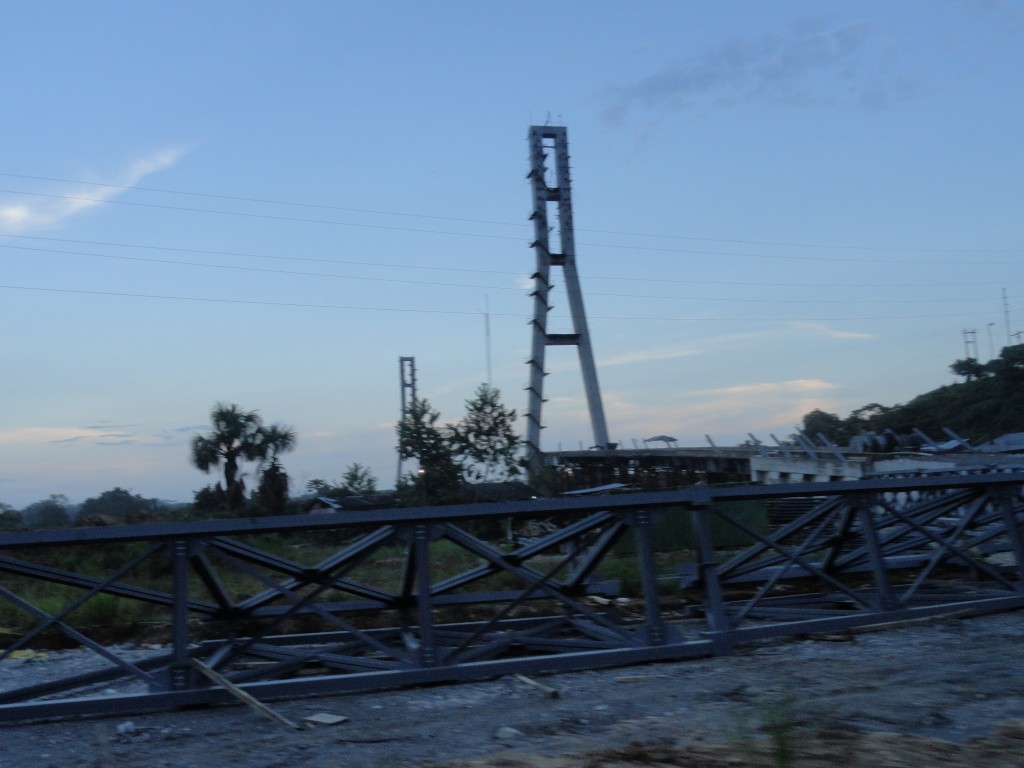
xmin=734 ymin=692 xmax=801 ymax=768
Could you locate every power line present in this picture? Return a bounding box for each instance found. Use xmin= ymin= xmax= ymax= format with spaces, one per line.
xmin=2 ymin=188 xmax=1021 ymax=266
xmin=0 ymin=283 xmax=507 ymax=316
xmin=0 ymin=283 xmax=1011 ymax=322
xmin=6 ymin=231 xmax=1018 ymax=288
xmin=0 ymin=244 xmax=514 ymax=292
xmin=0 ymin=172 xmax=526 ymax=228
xmin=2 ymin=242 xmax=1007 ymax=305
xmin=0 ymin=233 xmax=517 ymax=276
xmin=3 ymin=170 xmax=1021 ymax=255
xmin=0 ymin=189 xmax=528 ymax=242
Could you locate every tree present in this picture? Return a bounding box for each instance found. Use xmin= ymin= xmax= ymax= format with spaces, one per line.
xmin=341 ymin=463 xmax=378 ymax=495
xmin=985 ymin=344 xmax=1024 ymax=382
xmin=306 ymin=463 xmax=379 ymax=500
xmin=254 ymin=462 xmax=290 ymax=515
xmin=450 ymin=384 xmax=523 ymax=483
xmin=21 ymin=494 xmax=70 ymax=529
xmin=79 ymin=487 xmax=159 ymax=524
xmin=397 ymin=397 xmax=462 ymax=505
xmin=397 ymin=386 xmax=524 ymax=504
xmin=191 ymin=402 xmax=296 ymax=514
xmin=0 ymin=502 xmax=22 ymax=531
xmin=799 ymin=346 xmax=1024 ymax=448
xmin=950 ymin=358 xmax=987 ymax=381
xmin=252 ymin=423 xmax=296 ymax=516
xmin=800 ymin=409 xmax=849 ymax=446
xmin=305 ymin=478 xmax=336 ymax=497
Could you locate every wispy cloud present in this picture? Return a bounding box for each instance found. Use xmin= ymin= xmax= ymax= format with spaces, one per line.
xmin=0 ymin=424 xmax=179 ymax=448
xmin=600 ymin=344 xmax=700 ymax=368
xmin=544 ymin=378 xmax=843 ymax=448
xmin=699 ymin=379 xmax=838 ymax=398
xmin=0 ymin=427 xmax=101 ymax=446
xmin=171 ymin=424 xmax=211 ymax=434
xmin=789 ymin=321 xmax=874 ymax=340
xmin=603 ymin=18 xmax=922 ymax=122
xmin=0 ymin=147 xmax=186 ymax=235
xmin=598 ymin=325 xmax=866 ymax=369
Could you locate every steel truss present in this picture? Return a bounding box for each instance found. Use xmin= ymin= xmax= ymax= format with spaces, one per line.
xmin=1 ymin=469 xmax=1023 ymax=721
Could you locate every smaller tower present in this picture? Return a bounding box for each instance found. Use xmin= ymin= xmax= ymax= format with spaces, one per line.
xmin=397 ymin=356 xmax=418 ymax=485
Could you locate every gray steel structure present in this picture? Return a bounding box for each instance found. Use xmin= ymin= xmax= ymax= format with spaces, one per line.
xmin=525 ymin=125 xmax=610 ymax=466
xmin=1 ymin=468 xmax=1024 ymax=722
xmin=397 ymin=356 xmax=418 ymax=485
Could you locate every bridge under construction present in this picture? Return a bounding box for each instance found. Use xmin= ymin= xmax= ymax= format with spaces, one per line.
xmin=2 ymin=467 xmax=1024 ymax=721
xmin=2 ymin=128 xmax=1023 ymax=722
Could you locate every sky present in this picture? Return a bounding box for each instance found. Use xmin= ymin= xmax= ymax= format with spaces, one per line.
xmin=1 ymin=1 xmax=1023 ymax=508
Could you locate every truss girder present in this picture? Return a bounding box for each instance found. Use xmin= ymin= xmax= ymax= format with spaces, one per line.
xmin=1 ymin=470 xmax=1023 ymax=721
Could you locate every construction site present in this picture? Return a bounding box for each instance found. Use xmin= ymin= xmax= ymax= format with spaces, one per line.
xmin=1 ymin=127 xmax=1023 ymax=734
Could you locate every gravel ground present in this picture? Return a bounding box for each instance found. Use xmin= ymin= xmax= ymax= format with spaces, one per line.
xmin=4 ymin=611 xmax=1024 ymax=767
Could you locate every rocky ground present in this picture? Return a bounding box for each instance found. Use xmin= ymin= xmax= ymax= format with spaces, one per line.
xmin=4 ymin=611 xmax=1024 ymax=767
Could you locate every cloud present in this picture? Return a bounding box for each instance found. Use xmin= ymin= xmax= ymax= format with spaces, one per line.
xmin=0 ymin=147 xmax=186 ymax=235
xmin=0 ymin=425 xmax=180 ymax=449
xmin=600 ymin=344 xmax=700 ymax=368
xmin=603 ymin=18 xmax=921 ymax=121
xmin=541 ymin=378 xmax=843 ymax=450
xmin=592 ymin=326 xmax=852 ymax=373
xmin=700 ymin=379 xmax=838 ymax=398
xmin=0 ymin=427 xmax=101 ymax=446
xmin=789 ymin=321 xmax=874 ymax=341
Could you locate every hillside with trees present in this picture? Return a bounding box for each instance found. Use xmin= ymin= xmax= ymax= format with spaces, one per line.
xmin=801 ymin=344 xmax=1024 ymax=447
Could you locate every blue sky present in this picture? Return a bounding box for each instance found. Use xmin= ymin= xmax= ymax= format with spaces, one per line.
xmin=2 ymin=1 xmax=1022 ymax=507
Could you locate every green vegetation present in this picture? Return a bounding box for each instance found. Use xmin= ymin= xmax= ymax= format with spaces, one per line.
xmin=19 ymin=495 xmax=71 ymax=530
xmin=190 ymin=402 xmax=296 ymax=515
xmin=801 ymin=343 xmax=1024 ymax=446
xmin=307 ymin=462 xmax=380 ymax=500
xmin=78 ymin=487 xmax=162 ymax=524
xmin=397 ymin=383 xmax=523 ymax=505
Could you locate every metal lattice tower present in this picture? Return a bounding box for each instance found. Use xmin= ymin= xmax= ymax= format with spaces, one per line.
xmin=397 ymin=356 xmax=418 ymax=485
xmin=525 ymin=125 xmax=610 ymax=467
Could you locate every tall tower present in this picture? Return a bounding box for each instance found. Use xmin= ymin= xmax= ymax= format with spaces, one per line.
xmin=524 ymin=125 xmax=610 ymax=467
xmin=397 ymin=356 xmax=418 ymax=485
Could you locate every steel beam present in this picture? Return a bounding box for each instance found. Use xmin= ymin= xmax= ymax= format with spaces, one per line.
xmin=0 ymin=471 xmax=1022 ymax=722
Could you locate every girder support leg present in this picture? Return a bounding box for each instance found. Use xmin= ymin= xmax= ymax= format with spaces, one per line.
xmin=632 ymin=510 xmax=666 ymax=645
xmin=169 ymin=539 xmax=194 ymax=691
xmin=414 ymin=525 xmax=438 ymax=667
xmin=692 ymin=505 xmax=732 ymax=650
xmin=856 ymin=501 xmax=900 ymax=612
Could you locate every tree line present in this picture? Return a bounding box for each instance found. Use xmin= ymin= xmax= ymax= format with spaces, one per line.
xmin=7 ymin=344 xmax=1020 ymax=530
xmin=2 ymin=383 xmax=524 ymax=529
xmin=0 ymin=488 xmax=165 ymax=532
xmin=800 ymin=343 xmax=1024 ymax=448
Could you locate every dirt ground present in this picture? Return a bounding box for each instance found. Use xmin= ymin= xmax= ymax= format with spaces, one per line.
xmin=4 ymin=611 xmax=1024 ymax=767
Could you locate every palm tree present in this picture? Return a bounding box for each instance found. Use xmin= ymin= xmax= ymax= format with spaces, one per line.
xmin=191 ymin=403 xmax=295 ymax=513
xmin=257 ymin=423 xmax=297 ymax=463
xmin=253 ymin=423 xmax=298 ymax=516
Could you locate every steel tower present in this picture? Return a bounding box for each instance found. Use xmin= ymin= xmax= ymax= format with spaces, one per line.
xmin=525 ymin=125 xmax=610 ymax=467
xmin=397 ymin=356 xmax=418 ymax=485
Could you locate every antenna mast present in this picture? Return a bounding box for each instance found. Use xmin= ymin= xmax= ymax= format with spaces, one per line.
xmin=1004 ymin=287 xmax=1012 ymax=347
xmin=485 ymin=295 xmax=492 ymax=388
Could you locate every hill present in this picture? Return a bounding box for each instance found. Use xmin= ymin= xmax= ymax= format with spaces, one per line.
xmin=802 ymin=343 xmax=1024 ymax=448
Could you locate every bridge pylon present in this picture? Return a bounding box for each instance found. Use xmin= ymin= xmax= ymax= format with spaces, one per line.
xmin=525 ymin=125 xmax=610 ymax=467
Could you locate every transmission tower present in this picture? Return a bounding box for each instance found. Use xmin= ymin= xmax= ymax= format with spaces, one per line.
xmin=397 ymin=356 xmax=418 ymax=486
xmin=962 ymin=329 xmax=979 ymax=361
xmin=524 ymin=125 xmax=610 ymax=468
